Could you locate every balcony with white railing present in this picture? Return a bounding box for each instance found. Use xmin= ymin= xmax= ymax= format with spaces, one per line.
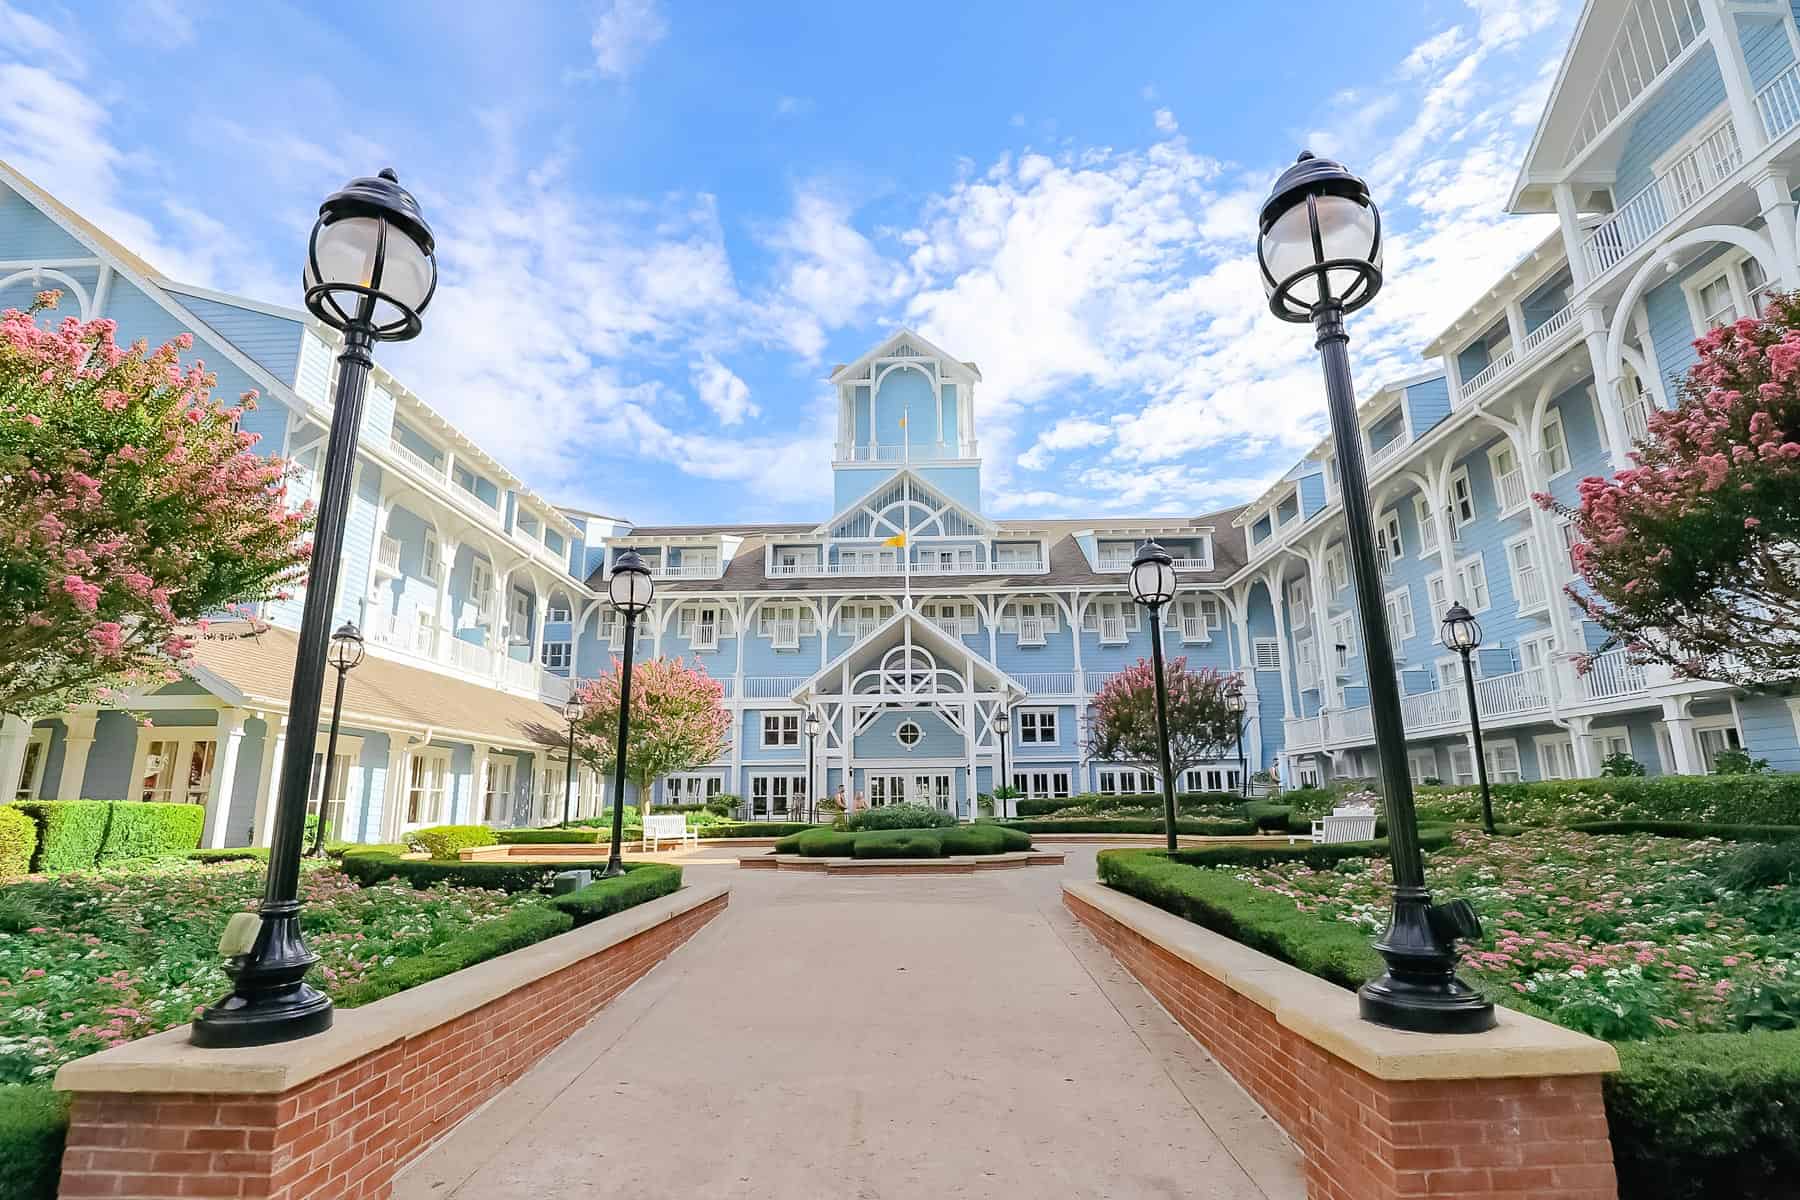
xmin=1299 ymin=666 xmax=1556 ymax=749
xmin=1085 ymin=670 xmax=1122 ymax=694
xmin=1581 ymin=118 xmax=1742 ymax=279
xmin=375 ymin=534 xmax=401 ymax=576
xmin=767 ymin=556 xmax=1045 ymax=579
xmin=1756 ymin=59 xmax=1800 ymax=142
xmin=447 ymin=636 xmax=493 ymax=676
xmin=1580 ymin=647 xmax=1651 ymax=700
xmin=651 ymin=560 xmax=725 ymax=581
xmin=1284 ymin=714 xmax=1324 ymax=752
xmin=1098 ymin=555 xmax=1212 ymax=572
xmin=1367 ymin=434 xmax=1408 ymax=469
xmin=1099 ymin=616 xmax=1128 ymax=645
xmin=390 ymin=440 xmax=443 ymax=480
xmin=1178 ymin=614 xmax=1207 ymax=641
xmin=1568 ymin=0 xmax=1708 ymax=162
xmin=1326 ymin=706 xmax=1374 ymax=743
xmin=742 ymin=675 xmax=808 ymax=699
xmin=1496 ymin=465 xmax=1528 ymax=513
xmin=1017 ymin=616 xmax=1046 ymax=646
xmin=1461 ymin=301 xmax=1580 ymax=401
xmin=1401 ymin=687 xmax=1464 ymax=731
xmin=835 ymin=439 xmax=979 ymax=462
xmin=1014 ymin=672 xmax=1077 ymax=694
xmin=1515 ymin=562 xmax=1546 ymax=611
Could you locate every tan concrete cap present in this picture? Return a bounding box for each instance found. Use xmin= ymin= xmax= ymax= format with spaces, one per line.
xmin=1064 ymin=881 xmax=1620 ymax=1082
xmin=55 ymin=881 xmax=729 ymax=1097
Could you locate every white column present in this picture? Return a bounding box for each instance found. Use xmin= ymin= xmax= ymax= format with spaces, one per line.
xmin=1751 ymin=166 xmax=1800 ymax=286
xmin=1553 ymin=183 xmax=1590 ymax=288
xmin=434 ymin=538 xmax=460 ymax=662
xmin=0 ymin=715 xmax=30 ymax=802
xmin=1567 ymin=716 xmax=1597 ymax=779
xmin=472 ymin=746 xmax=492 ymax=825
xmin=1662 ymin=699 xmax=1701 ymax=775
xmin=1503 ymin=300 xmax=1527 ymax=349
xmin=1698 ymin=0 xmax=1769 ymax=153
xmin=55 ymin=712 xmax=99 ymax=801
xmin=253 ymin=716 xmax=288 ymax=848
xmin=528 ymin=593 xmax=549 ymax=681
xmin=381 ymin=737 xmax=412 ymax=842
xmin=1577 ymin=304 xmax=1632 ymax=464
xmin=203 ymin=710 xmax=247 ymax=849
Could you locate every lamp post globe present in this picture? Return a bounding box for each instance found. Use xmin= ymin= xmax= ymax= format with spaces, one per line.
xmin=561 ymin=695 xmax=583 ymax=826
xmin=1441 ymin=603 xmax=1496 ymax=834
xmin=195 ymin=170 xmax=436 ymax=1049
xmin=1441 ymin=602 xmax=1482 ymax=652
xmin=1256 ymin=152 xmax=1492 ymax=1035
xmin=1128 ymin=541 xmax=1181 ymax=851
xmin=1257 ymin=152 xmax=1382 ymax=323
xmin=327 ymin=622 xmax=365 ymax=671
xmin=602 ymin=551 xmax=654 ymax=877
xmin=1128 ymin=540 xmax=1177 ymax=608
xmin=306 ymin=622 xmax=365 ymax=858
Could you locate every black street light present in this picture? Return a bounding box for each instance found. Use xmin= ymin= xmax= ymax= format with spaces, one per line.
xmin=1128 ymin=541 xmax=1180 ymax=853
xmin=1259 ymin=151 xmax=1493 ymax=1034
xmin=1442 ymin=603 xmax=1495 ymax=835
xmin=804 ymin=710 xmax=821 ymax=823
xmin=561 ymin=695 xmax=583 ymax=826
xmin=307 ymin=622 xmax=364 ymax=857
xmin=195 ymin=169 xmax=436 ymax=1048
xmin=1227 ymin=686 xmax=1248 ymax=798
xmin=993 ymin=710 xmax=1010 ymax=818
xmin=603 ymin=550 xmax=653 ymax=878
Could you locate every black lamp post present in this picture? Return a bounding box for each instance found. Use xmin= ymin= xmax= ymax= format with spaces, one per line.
xmin=994 ymin=710 xmax=1010 ymax=818
xmin=803 ymin=710 xmax=821 ymax=823
xmin=561 ymin=695 xmax=582 ymax=826
xmin=1442 ymin=603 xmax=1495 ymax=835
xmin=1227 ymin=686 xmax=1248 ymax=797
xmin=1128 ymin=541 xmax=1180 ymax=852
xmin=307 ymin=622 xmax=364 ymax=857
xmin=194 ymin=169 xmax=436 ymax=1049
xmin=603 ymin=550 xmax=653 ymax=877
xmin=1259 ymin=151 xmax=1493 ymax=1034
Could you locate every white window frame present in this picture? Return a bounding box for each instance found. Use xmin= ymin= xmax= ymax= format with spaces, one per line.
xmin=1534 ymin=733 xmax=1579 ymax=781
xmin=757 ymin=603 xmax=816 ymax=650
xmin=310 ymin=733 xmax=363 ymax=834
xmin=1450 ymin=738 xmax=1522 ymax=785
xmin=1539 ymin=410 xmax=1570 ymax=479
xmin=1325 ymin=545 xmax=1349 ymax=593
xmin=1096 ymin=767 xmax=1155 ymax=795
xmin=1589 ymin=726 xmax=1634 ymax=766
xmin=920 ymin=600 xmax=978 ymax=635
xmin=1505 ymin=533 xmax=1546 ymax=615
xmin=1556 ymin=516 xmax=1581 ymax=578
xmin=403 ymin=747 xmax=451 ymax=829
xmin=1018 ymin=709 xmax=1058 ymax=745
xmin=678 ymin=603 xmax=726 ymax=650
xmin=14 ymin=727 xmax=51 ymax=800
xmin=1487 ymin=441 xmax=1526 ymax=517
xmin=1174 ymin=597 xmax=1213 ymax=643
xmin=1408 ymin=748 xmax=1439 ymax=784
xmin=540 ymin=640 xmax=572 ymax=671
xmin=1376 ymin=510 xmax=1404 ymax=563
xmin=131 ymin=729 xmax=219 ymax=805
xmin=469 ymin=558 xmax=496 ymax=625
xmin=1448 ymin=467 xmax=1476 ymax=531
xmin=1383 ymin=586 xmax=1415 ymax=643
xmin=761 ymin=712 xmax=801 ymax=748
xmin=1435 ymin=655 xmax=1464 ymax=691
xmin=1081 ymin=598 xmax=1141 ymax=642
xmin=484 ymin=756 xmax=516 ymax=824
xmin=1695 ymin=715 xmax=1745 ymax=772
xmin=546 ymin=600 xmax=571 ymax=623
xmin=895 ymin=720 xmax=925 ymax=749
xmin=1000 ymin=599 xmax=1060 ymax=638
xmin=1286 ymin=578 xmax=1310 ymax=626
xmin=1012 ymin=770 xmax=1071 ymax=800
xmin=1330 ymin=614 xmax=1356 ymax=667
xmin=1414 ymin=494 xmax=1440 ymax=557
xmin=748 ymin=772 xmax=807 ymax=817
xmin=508 ymin=589 xmax=530 ymax=639
xmin=666 ymin=773 xmax=724 ymax=806
xmin=1680 ymin=241 xmax=1765 ymax=332
xmin=420 ymin=531 xmax=441 ymax=584
xmin=1434 ymin=553 xmax=1489 ymax=615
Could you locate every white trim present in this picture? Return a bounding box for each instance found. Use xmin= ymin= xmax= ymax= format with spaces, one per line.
xmin=1533 ymin=732 xmax=1579 ymax=781
xmin=761 ymin=712 xmax=801 ymax=748
xmin=1539 ymin=409 xmax=1571 ymax=479
xmin=14 ymin=727 xmax=51 ymax=801
xmin=1487 ymin=440 xmax=1527 ymax=518
xmin=1017 ymin=707 xmax=1059 ymax=745
xmin=1448 ymin=466 xmax=1476 ymax=531
xmin=1504 ymin=532 xmax=1547 ymax=616
xmin=128 ymin=727 xmax=219 ymax=806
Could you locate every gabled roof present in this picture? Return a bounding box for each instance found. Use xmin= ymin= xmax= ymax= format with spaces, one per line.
xmin=827 ymin=328 xmax=982 ymax=385
xmin=812 ymin=467 xmax=996 ymax=538
xmin=789 ymin=608 xmax=1025 ymax=702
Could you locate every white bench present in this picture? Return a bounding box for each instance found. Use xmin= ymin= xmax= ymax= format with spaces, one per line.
xmin=642 ymin=813 xmax=698 ymax=852
xmin=1290 ymin=807 xmax=1378 ymax=845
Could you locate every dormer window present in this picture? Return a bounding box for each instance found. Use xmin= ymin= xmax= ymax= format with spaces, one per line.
xmin=1082 ymin=598 xmax=1140 ymax=644
xmin=1001 ymin=600 xmax=1059 ymax=645
xmin=675 ymin=604 xmax=730 ymax=650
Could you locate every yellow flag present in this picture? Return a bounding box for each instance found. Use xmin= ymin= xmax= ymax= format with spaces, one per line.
xmin=882 ymin=532 xmax=907 ymax=548
xmin=898 ymin=413 xmax=907 ymax=428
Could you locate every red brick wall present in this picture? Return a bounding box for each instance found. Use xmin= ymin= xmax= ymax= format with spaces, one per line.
xmin=1066 ymin=892 xmax=1617 ymax=1200
xmin=60 ymin=892 xmax=726 ymax=1200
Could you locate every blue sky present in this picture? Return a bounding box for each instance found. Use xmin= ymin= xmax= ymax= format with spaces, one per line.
xmin=1 ymin=0 xmax=1575 ymax=525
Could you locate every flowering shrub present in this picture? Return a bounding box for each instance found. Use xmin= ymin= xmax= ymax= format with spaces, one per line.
xmin=571 ymin=657 xmax=730 ymax=814
xmin=1543 ymin=293 xmax=1800 ymax=686
xmin=1226 ymin=828 xmax=1800 ymax=1039
xmin=0 ymin=293 xmax=311 ymax=716
xmin=0 ymin=859 xmax=543 ymax=1083
xmin=1087 ymin=661 xmax=1243 ymax=787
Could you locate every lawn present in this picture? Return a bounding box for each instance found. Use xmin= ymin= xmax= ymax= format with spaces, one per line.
xmin=1195 ymin=827 xmax=1800 ymax=1039
xmin=0 ymin=858 xmax=548 ymax=1085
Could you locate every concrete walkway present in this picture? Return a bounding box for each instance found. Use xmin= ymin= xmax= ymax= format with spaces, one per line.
xmin=396 ymin=847 xmax=1303 ymax=1200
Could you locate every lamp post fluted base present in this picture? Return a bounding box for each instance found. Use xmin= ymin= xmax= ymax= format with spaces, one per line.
xmin=192 ymin=905 xmax=333 ymax=1048
xmin=1358 ymin=889 xmax=1496 ymax=1034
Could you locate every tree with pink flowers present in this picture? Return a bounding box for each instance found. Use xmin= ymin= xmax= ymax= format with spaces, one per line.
xmin=570 ymin=656 xmax=731 ymax=815
xmin=1544 ymin=294 xmax=1800 ymax=687
xmin=0 ymin=293 xmax=311 ymax=716
xmin=1086 ymin=660 xmax=1244 ymax=788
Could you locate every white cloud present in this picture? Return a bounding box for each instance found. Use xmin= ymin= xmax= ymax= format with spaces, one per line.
xmin=759 ymin=186 xmax=909 ymax=358
xmin=690 ymin=353 xmax=757 ymax=424
xmin=1400 ymin=27 xmax=1465 ymax=77
xmin=1153 ymin=108 xmax=1178 ymax=134
xmin=591 ymin=0 xmax=667 ymax=81
xmin=138 ymin=0 xmax=196 ymax=47
xmin=1017 ymin=418 xmax=1114 ymax=471
xmin=775 ymin=95 xmax=812 ymax=117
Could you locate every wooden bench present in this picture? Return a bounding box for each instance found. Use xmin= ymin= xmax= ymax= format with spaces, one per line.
xmin=1290 ymin=808 xmax=1378 ymax=845
xmin=642 ymin=812 xmax=699 ymax=852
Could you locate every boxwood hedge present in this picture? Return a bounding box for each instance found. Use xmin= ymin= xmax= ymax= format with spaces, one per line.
xmin=408 ymin=824 xmax=497 ymax=859
xmin=998 ymin=817 xmax=1257 ymax=836
xmin=0 ymin=1084 xmax=69 ymax=1200
xmin=549 ymin=863 xmax=684 ymax=924
xmin=1013 ymin=791 xmax=1247 ymax=818
xmin=496 ymin=828 xmax=604 ymax=845
xmin=0 ymin=806 xmax=36 ymax=878
xmin=338 ymin=845 xmax=622 ymax=893
xmin=772 ymin=825 xmax=1032 ymax=858
xmin=9 ymin=801 xmax=203 ymax=871
xmin=334 ymin=904 xmax=574 ymax=1007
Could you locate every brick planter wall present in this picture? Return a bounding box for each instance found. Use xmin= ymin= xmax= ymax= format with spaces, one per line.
xmin=1066 ymin=885 xmax=1618 ymax=1200
xmin=58 ymin=887 xmax=727 ymax=1200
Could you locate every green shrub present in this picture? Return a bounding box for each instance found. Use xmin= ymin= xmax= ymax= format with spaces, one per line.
xmin=337 ymin=846 xmax=619 ymax=892
xmin=550 ymin=863 xmax=683 ymax=924
xmin=334 ymin=904 xmax=574 ymax=1007
xmin=96 ymin=802 xmax=204 ymax=863
xmin=185 ymin=847 xmax=269 ymax=864
xmin=1162 ymin=827 xmax=1451 ymax=871
xmin=1711 ymin=841 xmax=1800 ymax=892
xmin=1567 ymin=820 xmax=1800 ymax=843
xmin=845 ymin=803 xmax=957 ymax=831
xmin=496 ymin=828 xmax=603 ymax=845
xmin=12 ymin=801 xmax=107 ymax=871
xmin=0 ymin=1084 xmax=69 ymax=1200
xmin=1239 ymin=801 xmax=1295 ymax=832
xmin=1601 ymin=752 xmax=1647 ymax=777
xmin=998 ymin=817 xmax=1256 ymax=836
xmin=1607 ymin=1030 xmax=1800 ymax=1200
xmin=408 ymin=824 xmax=497 ymax=859
xmin=0 ymin=806 xmax=36 ymax=878
xmin=781 ymin=829 xmax=858 ymax=856
xmin=1713 ymin=749 xmax=1773 ymax=776
xmin=851 ymin=829 xmax=946 ymax=858
xmin=697 ymin=822 xmax=820 ymax=839
xmin=1013 ymin=791 xmax=1243 ymax=818
xmin=1275 ymin=786 xmax=1337 ymax=816
xmin=1412 ymin=776 xmax=1800 ymax=828
xmin=938 ymin=824 xmax=1031 ymax=855
xmin=11 ymin=801 xmax=205 ymax=871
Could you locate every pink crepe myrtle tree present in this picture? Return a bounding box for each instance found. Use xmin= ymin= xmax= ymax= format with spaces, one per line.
xmin=1539 ymin=292 xmax=1800 ymax=687
xmin=0 ymin=293 xmax=311 ymax=717
xmin=1085 ymin=659 xmax=1245 ymax=789
xmin=570 ymin=656 xmax=732 ymax=815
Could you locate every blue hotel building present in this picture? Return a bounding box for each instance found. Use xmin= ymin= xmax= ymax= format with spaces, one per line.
xmin=5 ymin=0 xmax=1800 ymax=844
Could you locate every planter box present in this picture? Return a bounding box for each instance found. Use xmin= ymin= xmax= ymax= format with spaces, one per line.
xmin=55 ymin=882 xmax=728 ymax=1200
xmin=1064 ymin=881 xmax=1620 ymax=1200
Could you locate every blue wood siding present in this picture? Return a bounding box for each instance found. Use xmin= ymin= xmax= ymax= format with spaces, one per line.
xmin=174 ymin=293 xmax=304 ymax=385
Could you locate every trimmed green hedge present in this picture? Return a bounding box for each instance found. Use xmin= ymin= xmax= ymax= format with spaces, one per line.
xmin=1013 ymin=791 xmax=1246 ymax=817
xmin=409 ymin=824 xmax=497 ymax=859
xmin=1411 ymin=775 xmax=1800 ymax=827
xmin=775 ymin=828 xmax=858 ymax=856
xmin=338 ymin=846 xmax=621 ymax=893
xmin=185 ymin=847 xmax=269 ymax=864
xmin=1606 ymin=1030 xmax=1800 ymax=1199
xmin=497 ymin=828 xmax=604 ymax=845
xmin=1566 ymin=820 xmax=1800 ymax=843
xmin=0 ymin=1084 xmax=68 ymax=1200
xmin=773 ymin=825 xmax=1033 ymax=858
xmin=851 ymin=829 xmax=946 ymax=858
xmin=1240 ymin=801 xmax=1294 ymax=832
xmin=550 ymin=863 xmax=684 ymax=924
xmin=939 ymin=824 xmax=1031 ymax=856
xmin=0 ymin=806 xmax=36 ymax=877
xmin=998 ymin=817 xmax=1257 ymax=836
xmin=10 ymin=801 xmax=204 ymax=871
xmin=698 ymin=822 xmax=821 ymax=839
xmin=1164 ymin=827 xmax=1452 ymax=870
xmin=845 ymin=803 xmax=958 ymax=831
xmin=335 ymin=904 xmax=574 ymax=1007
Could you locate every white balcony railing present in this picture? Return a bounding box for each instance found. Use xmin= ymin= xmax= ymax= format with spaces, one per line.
xmin=1284 ymin=714 xmax=1324 ymax=752
xmin=1401 ymin=687 xmax=1464 ymax=731
xmin=375 ymin=534 xmax=401 ymax=574
xmin=1461 ymin=301 xmax=1579 ymax=400
xmin=836 ymin=440 xmax=978 ymax=462
xmin=391 ymin=440 xmax=443 ymax=479
xmin=1178 ymin=615 xmax=1207 ymax=641
xmin=1017 ymin=616 xmax=1046 ymax=646
xmin=1085 ymin=671 xmax=1122 ymax=695
xmin=1327 ymin=707 xmax=1374 ymax=743
xmin=1098 ymin=555 xmax=1211 ymax=572
xmin=447 ymin=637 xmax=493 ymax=676
xmin=771 ymin=620 xmax=799 ymax=650
xmin=1515 ymin=563 xmax=1546 ymax=610
xmin=1368 ymin=435 xmax=1407 ymax=468
xmin=1099 ymin=616 xmax=1127 ymax=644
xmin=1475 ymin=665 xmax=1552 ymax=718
xmin=1582 ymin=119 xmax=1742 ymax=278
xmin=1014 ymin=672 xmax=1077 ymax=694
xmin=651 ymin=561 xmax=723 ymax=580
xmin=768 ymin=557 xmax=1043 ymax=579
xmin=1580 ymin=647 xmax=1650 ymax=700
xmin=742 ymin=675 xmax=808 ymax=699
xmin=1496 ymin=467 xmax=1528 ymax=513
xmin=1756 ymin=59 xmax=1800 ymax=142
xmin=1308 ymin=666 xmax=1555 ymax=746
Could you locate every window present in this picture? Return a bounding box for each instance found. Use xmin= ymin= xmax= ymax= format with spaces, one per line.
xmin=1296 ymin=636 xmax=1320 ymax=689
xmin=14 ymin=728 xmax=50 ymax=800
xmin=540 ymin=641 xmax=572 ymax=671
xmin=1414 ymin=494 xmax=1440 ymax=556
xmin=1082 ymin=598 xmax=1140 ymax=643
xmin=1384 ymin=587 xmax=1415 ymax=643
xmin=895 ymin=720 xmax=924 ymax=748
xmin=1012 ymin=771 xmax=1071 ymax=800
xmin=137 ymin=735 xmax=217 ymax=804
xmin=1325 ymin=545 xmax=1348 ymax=592
xmin=1018 ymin=709 xmax=1058 ymax=745
xmin=676 ymin=604 xmax=727 ymax=649
xmin=749 ymin=774 xmax=807 ymax=817
xmin=837 ymin=602 xmax=891 ymax=638
xmin=1097 ymin=768 xmax=1155 ymax=795
xmin=1376 ymin=511 xmax=1404 ymax=564
xmin=920 ymin=600 xmax=978 ymax=635
xmin=1557 ymin=518 xmax=1581 ymax=576
xmin=1698 ymin=723 xmax=1744 ymax=772
xmin=1540 ymin=411 xmax=1570 ymax=477
xmin=1518 ymin=635 xmax=1554 ymax=673
xmin=484 ymin=758 xmax=515 ymax=824
xmin=1296 ymin=763 xmax=1321 ymax=788
xmin=1286 ymin=578 xmax=1310 ymax=626
xmin=509 ymin=589 xmax=530 ymax=638
xmin=667 ymin=774 xmax=723 ymax=805
xmin=404 ymin=750 xmax=450 ymax=827
xmin=762 ymin=713 xmax=801 ymax=748
xmin=772 ymin=547 xmax=818 ymax=575
xmin=1489 ymin=443 xmax=1525 ymax=514
xmin=420 ymin=532 xmax=440 ymax=584
xmin=1506 ymin=536 xmax=1545 ymax=612
xmin=470 ymin=559 xmax=495 ymax=624
xmin=756 ymin=604 xmax=816 ymax=649
xmin=1535 ymin=735 xmax=1579 ymax=781
xmin=1253 ymin=638 xmax=1281 ymax=671
xmin=1000 ymin=600 xmax=1060 ymax=641
xmin=1450 ymin=740 xmax=1522 ymax=785
xmin=995 ymin=544 xmax=1041 ymax=568
xmin=1433 ymin=554 xmax=1490 ymax=617
xmin=1408 ymin=748 xmax=1439 ymax=784
xmin=1330 ymin=614 xmax=1356 ymax=668
xmin=1174 ymin=597 xmax=1216 ymax=642
xmin=1435 ymin=656 xmax=1464 ymax=692
xmin=1181 ymin=767 xmax=1243 ymax=792
xmin=1448 ymin=468 xmax=1476 ymax=530
xmin=1696 ymin=272 xmax=1737 ymax=329
xmin=546 ymin=601 xmax=571 ymax=623
xmin=310 ymin=741 xmax=358 ymax=835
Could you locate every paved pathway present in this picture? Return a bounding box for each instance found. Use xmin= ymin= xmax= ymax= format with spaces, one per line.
xmin=396 ymin=848 xmax=1303 ymax=1200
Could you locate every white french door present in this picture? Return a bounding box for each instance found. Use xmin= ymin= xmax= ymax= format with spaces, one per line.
xmin=868 ymin=772 xmax=952 ymax=810
xmin=403 ymin=751 xmax=450 ymax=831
